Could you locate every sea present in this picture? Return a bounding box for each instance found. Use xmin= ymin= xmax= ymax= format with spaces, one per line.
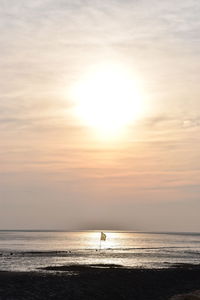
xmin=0 ymin=231 xmax=200 ymax=272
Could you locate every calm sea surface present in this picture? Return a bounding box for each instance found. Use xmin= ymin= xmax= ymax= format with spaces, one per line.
xmin=0 ymin=231 xmax=200 ymax=271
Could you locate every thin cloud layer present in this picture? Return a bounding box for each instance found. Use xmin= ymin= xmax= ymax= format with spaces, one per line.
xmin=0 ymin=0 xmax=200 ymax=230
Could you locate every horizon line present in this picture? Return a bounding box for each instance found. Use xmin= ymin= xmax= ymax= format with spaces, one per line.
xmin=0 ymin=229 xmax=200 ymax=234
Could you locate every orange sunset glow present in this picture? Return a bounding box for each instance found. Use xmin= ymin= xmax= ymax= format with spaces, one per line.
xmin=1 ymin=1 xmax=200 ymax=299
xmin=0 ymin=0 xmax=200 ymax=233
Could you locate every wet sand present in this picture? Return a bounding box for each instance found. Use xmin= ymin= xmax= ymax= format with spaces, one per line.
xmin=0 ymin=264 xmax=200 ymax=299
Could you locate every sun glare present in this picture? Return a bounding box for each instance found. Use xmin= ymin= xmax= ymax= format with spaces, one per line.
xmin=70 ymin=64 xmax=144 ymax=137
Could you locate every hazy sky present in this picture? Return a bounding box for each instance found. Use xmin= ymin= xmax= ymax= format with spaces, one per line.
xmin=1 ymin=0 xmax=200 ymax=231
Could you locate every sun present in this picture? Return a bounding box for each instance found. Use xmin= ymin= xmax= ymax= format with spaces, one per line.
xmin=70 ymin=63 xmax=143 ymax=137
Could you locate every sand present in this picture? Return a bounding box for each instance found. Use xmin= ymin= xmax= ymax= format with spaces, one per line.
xmin=0 ymin=264 xmax=200 ymax=299
xmin=170 ymin=290 xmax=200 ymax=300
xmin=167 ymin=266 xmax=200 ymax=300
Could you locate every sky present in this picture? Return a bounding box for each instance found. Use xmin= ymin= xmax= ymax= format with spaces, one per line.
xmin=0 ymin=0 xmax=200 ymax=231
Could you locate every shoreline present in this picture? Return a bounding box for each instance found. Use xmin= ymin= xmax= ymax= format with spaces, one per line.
xmin=0 ymin=264 xmax=200 ymax=299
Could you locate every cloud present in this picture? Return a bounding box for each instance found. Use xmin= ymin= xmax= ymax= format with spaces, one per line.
xmin=1 ymin=0 xmax=200 ymax=230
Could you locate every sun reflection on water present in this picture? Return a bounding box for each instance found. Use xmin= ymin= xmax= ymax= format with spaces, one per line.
xmin=1 ymin=231 xmax=200 ymax=271
xmin=86 ymin=231 xmax=128 ymax=250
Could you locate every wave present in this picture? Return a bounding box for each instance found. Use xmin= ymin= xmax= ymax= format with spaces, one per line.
xmin=1 ymin=246 xmax=199 ymax=257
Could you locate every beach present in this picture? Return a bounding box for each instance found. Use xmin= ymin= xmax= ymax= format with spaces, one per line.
xmin=1 ymin=231 xmax=200 ymax=299
xmin=0 ymin=264 xmax=200 ymax=300
xmin=1 ymin=0 xmax=200 ymax=297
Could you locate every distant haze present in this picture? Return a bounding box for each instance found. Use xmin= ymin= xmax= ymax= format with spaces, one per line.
xmin=0 ymin=0 xmax=200 ymax=232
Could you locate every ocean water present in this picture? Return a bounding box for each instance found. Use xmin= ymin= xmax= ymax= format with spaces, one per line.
xmin=0 ymin=231 xmax=200 ymax=272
